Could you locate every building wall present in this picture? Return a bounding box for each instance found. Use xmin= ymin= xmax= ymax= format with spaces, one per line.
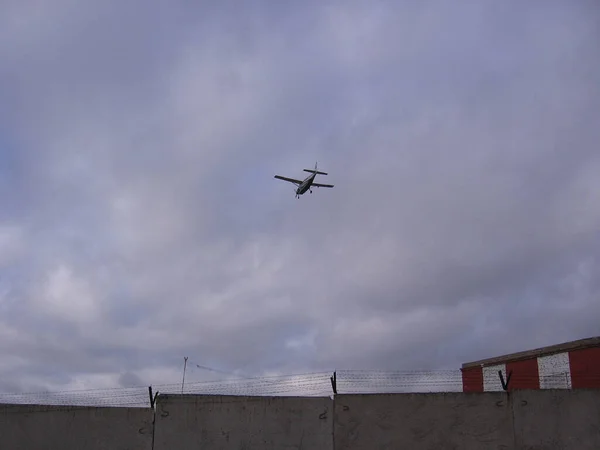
xmin=461 ymin=346 xmax=600 ymax=392
xmin=569 ymin=347 xmax=600 ymax=389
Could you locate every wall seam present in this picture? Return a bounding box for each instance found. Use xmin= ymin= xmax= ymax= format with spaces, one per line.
xmin=508 ymin=392 xmax=517 ymax=450
xmin=331 ymin=395 xmax=336 ymax=450
xmin=150 ymin=402 xmax=156 ymax=450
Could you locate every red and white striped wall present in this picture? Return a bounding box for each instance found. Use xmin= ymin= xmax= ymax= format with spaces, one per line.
xmin=462 ymin=346 xmax=600 ymax=392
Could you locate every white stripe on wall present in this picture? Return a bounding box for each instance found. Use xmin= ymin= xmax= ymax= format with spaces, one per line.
xmin=483 ymin=363 xmax=506 ymax=391
xmin=537 ymin=352 xmax=572 ymax=389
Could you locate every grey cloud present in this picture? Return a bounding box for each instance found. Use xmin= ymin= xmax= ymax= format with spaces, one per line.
xmin=0 ymin=0 xmax=599 ymax=394
xmin=118 ymin=372 xmax=144 ymax=388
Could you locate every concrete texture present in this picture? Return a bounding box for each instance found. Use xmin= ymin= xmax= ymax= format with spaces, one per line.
xmin=0 ymin=403 xmax=153 ymax=450
xmin=153 ymin=394 xmax=332 ymax=450
xmin=334 ymin=392 xmax=514 ymax=450
xmin=2 ymin=390 xmax=600 ymax=449
xmin=512 ymin=389 xmax=600 ymax=450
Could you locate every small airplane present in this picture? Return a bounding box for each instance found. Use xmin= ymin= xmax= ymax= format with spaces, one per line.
xmin=274 ymin=162 xmax=334 ymax=199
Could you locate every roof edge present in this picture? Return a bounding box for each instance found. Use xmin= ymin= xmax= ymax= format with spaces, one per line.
xmin=461 ymin=336 xmax=600 ymax=369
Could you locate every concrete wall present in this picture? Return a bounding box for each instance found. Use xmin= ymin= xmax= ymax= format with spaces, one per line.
xmin=512 ymin=389 xmax=600 ymax=450
xmin=2 ymin=389 xmax=599 ymax=449
xmin=334 ymin=392 xmax=514 ymax=450
xmin=0 ymin=403 xmax=153 ymax=450
xmin=334 ymin=389 xmax=600 ymax=450
xmin=153 ymin=394 xmax=332 ymax=450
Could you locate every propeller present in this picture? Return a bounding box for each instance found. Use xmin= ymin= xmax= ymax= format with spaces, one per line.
xmin=291 ymin=184 xmax=300 ymax=199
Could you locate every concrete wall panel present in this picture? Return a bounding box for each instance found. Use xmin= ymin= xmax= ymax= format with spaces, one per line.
xmin=334 ymin=392 xmax=514 ymax=450
xmin=0 ymin=404 xmax=153 ymax=450
xmin=153 ymin=394 xmax=332 ymax=450
xmin=512 ymin=389 xmax=600 ymax=450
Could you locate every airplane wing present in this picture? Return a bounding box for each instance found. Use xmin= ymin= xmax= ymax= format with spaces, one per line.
xmin=304 ymin=169 xmax=328 ymax=175
xmin=311 ymin=183 xmax=334 ymax=188
xmin=274 ymin=175 xmax=302 ymax=185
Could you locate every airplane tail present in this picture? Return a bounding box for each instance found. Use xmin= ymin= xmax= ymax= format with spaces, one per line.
xmin=303 ymin=161 xmax=328 ymax=176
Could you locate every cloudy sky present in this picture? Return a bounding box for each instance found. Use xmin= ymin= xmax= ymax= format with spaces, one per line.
xmin=0 ymin=0 xmax=599 ymax=395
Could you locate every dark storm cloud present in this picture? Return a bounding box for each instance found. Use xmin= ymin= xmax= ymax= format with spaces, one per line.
xmin=0 ymin=0 xmax=598 ymax=393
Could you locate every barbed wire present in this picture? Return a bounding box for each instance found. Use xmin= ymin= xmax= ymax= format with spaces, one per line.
xmin=0 ymin=369 xmax=587 ymax=410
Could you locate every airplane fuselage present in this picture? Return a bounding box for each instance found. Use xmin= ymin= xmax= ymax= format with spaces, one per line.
xmin=296 ymin=173 xmax=316 ymax=196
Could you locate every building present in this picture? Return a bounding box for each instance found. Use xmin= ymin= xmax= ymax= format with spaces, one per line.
xmin=461 ymin=336 xmax=600 ymax=392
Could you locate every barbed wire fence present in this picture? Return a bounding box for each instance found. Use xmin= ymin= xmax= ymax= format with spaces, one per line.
xmin=0 ymin=369 xmax=459 ymax=409
xmin=0 ymin=368 xmax=577 ymax=412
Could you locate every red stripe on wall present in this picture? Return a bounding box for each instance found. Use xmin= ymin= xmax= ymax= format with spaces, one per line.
xmin=461 ymin=367 xmax=483 ymax=392
xmin=506 ymin=358 xmax=540 ymax=391
xmin=569 ymin=347 xmax=600 ymax=389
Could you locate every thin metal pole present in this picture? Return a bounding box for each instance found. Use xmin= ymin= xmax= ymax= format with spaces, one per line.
xmin=181 ymin=357 xmax=188 ymax=394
